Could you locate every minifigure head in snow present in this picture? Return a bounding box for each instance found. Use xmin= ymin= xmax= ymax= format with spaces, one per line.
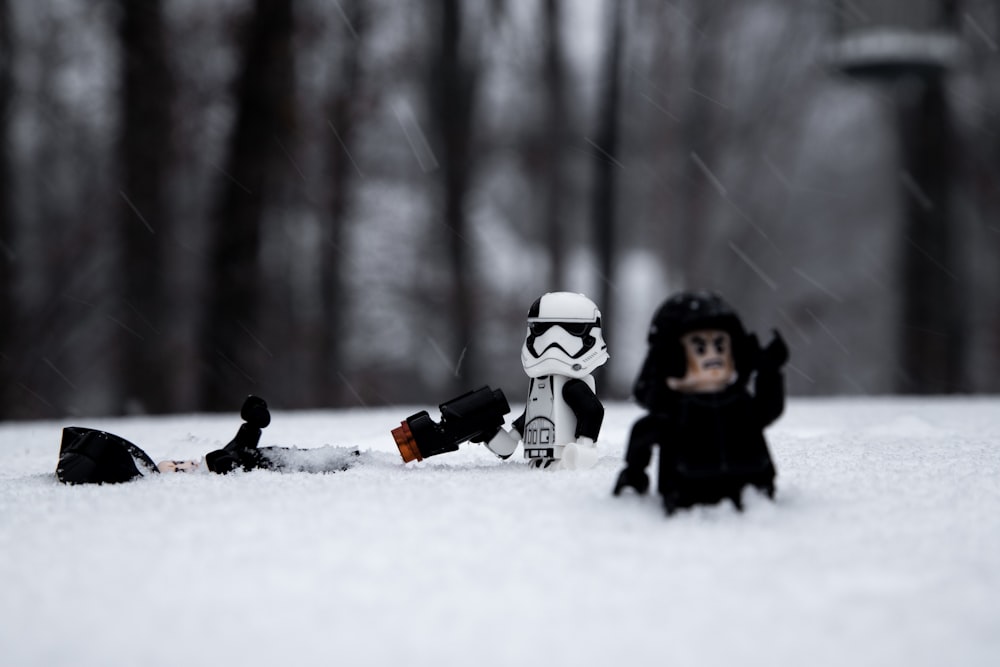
xmin=520 ymin=291 xmax=609 ymax=379
xmin=634 ymin=291 xmax=756 ymax=406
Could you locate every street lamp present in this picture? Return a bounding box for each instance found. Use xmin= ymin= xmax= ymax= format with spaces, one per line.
xmin=830 ymin=0 xmax=963 ymax=79
xmin=829 ymin=0 xmax=967 ymax=393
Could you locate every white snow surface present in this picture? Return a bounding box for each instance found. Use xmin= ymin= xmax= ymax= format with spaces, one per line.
xmin=2 ymin=398 xmax=999 ymax=667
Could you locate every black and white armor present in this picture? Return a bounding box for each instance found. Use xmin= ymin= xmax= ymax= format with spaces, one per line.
xmin=493 ymin=292 xmax=609 ymax=469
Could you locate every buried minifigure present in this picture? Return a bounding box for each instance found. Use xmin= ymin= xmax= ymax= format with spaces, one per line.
xmin=392 ymin=291 xmax=609 ymax=469
xmin=56 ymin=395 xmax=358 ymax=484
xmin=613 ymin=291 xmax=788 ymax=514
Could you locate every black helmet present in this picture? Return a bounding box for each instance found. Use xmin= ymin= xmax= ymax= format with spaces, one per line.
xmin=648 ymin=291 xmax=747 ymax=347
xmin=634 ymin=291 xmax=753 ymax=407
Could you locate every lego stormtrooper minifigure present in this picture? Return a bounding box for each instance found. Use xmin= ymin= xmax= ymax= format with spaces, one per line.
xmin=484 ymin=292 xmax=609 ymax=469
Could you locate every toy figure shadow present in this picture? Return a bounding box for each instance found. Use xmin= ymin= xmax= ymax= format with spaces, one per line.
xmin=613 ymin=291 xmax=788 ymax=514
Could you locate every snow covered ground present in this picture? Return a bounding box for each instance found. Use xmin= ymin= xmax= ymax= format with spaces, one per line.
xmin=2 ymin=397 xmax=999 ymax=667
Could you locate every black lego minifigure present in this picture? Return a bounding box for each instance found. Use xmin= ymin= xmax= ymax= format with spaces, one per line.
xmin=56 ymin=395 xmax=359 ymax=483
xmin=613 ymin=291 xmax=788 ymax=514
xmin=204 ymin=395 xmax=359 ymax=474
xmin=56 ymin=396 xmax=276 ymax=482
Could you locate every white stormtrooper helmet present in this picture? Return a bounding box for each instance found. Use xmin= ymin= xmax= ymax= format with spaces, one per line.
xmin=521 ymin=292 xmax=609 ymax=378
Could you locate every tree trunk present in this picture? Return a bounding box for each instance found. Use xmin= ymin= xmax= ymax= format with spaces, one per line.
xmin=0 ymin=0 xmax=13 ymax=418
xmin=896 ymin=78 xmax=963 ymax=393
xmin=679 ymin=2 xmax=726 ymax=289
xmin=590 ymin=0 xmax=624 ymax=390
xmin=199 ymin=0 xmax=295 ymax=411
xmin=543 ymin=0 xmax=567 ymax=288
xmin=117 ymin=0 xmax=174 ymax=413
xmin=319 ymin=0 xmax=364 ymax=405
xmin=432 ymin=0 xmax=478 ymax=393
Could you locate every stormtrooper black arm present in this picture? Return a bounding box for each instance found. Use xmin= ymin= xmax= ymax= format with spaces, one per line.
xmin=562 ymin=378 xmax=604 ymax=441
xmin=511 ymin=410 xmax=526 ymax=439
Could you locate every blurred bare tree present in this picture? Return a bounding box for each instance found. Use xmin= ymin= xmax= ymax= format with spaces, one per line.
xmin=317 ymin=0 xmax=365 ymax=406
xmin=199 ymin=0 xmax=297 ymax=411
xmin=0 ymin=0 xmax=13 ymax=412
xmin=590 ymin=0 xmax=624 ymax=372
xmin=116 ymin=0 xmax=175 ymax=413
xmin=896 ymin=76 xmax=963 ymax=392
xmin=428 ymin=0 xmax=483 ymax=395
xmin=0 ymin=0 xmax=998 ymax=420
xmin=676 ymin=1 xmax=729 ymax=290
xmin=542 ymin=0 xmax=568 ymax=288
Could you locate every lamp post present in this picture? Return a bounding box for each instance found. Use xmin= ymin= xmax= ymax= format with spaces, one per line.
xmin=830 ymin=0 xmax=966 ymax=393
xmin=831 ymin=0 xmax=962 ymax=78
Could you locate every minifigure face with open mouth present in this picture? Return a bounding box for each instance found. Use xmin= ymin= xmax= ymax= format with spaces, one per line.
xmin=667 ymin=328 xmax=736 ymax=393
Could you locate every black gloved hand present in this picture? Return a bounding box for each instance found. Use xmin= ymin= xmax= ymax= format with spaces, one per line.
xmin=241 ymin=395 xmax=271 ymax=428
xmin=758 ymin=330 xmax=788 ymax=371
xmin=205 ymin=448 xmax=242 ymax=474
xmin=206 ymin=397 xmax=271 ymax=474
xmin=206 ymin=423 xmax=267 ymax=473
xmin=613 ymin=467 xmax=650 ymax=496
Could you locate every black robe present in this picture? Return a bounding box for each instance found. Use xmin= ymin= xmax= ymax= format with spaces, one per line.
xmin=623 ymin=368 xmax=783 ymax=508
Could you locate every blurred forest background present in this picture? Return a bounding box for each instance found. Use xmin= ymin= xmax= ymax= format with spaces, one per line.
xmin=0 ymin=0 xmax=998 ymax=420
